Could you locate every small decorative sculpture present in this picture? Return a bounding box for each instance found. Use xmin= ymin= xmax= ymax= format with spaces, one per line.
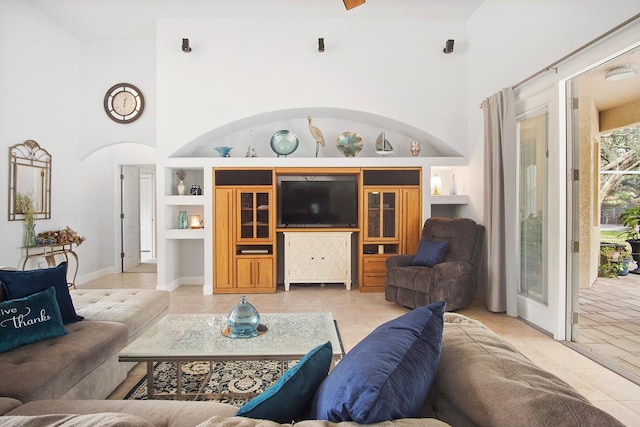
xmin=375 ymin=132 xmax=394 ymax=156
xmin=246 ymin=130 xmax=257 ymax=157
xmin=410 ymin=141 xmax=421 ymax=157
xmin=307 ymin=116 xmax=326 ymax=158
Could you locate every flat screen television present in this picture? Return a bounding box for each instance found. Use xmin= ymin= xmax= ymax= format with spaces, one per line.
xmin=278 ymin=175 xmax=358 ymax=227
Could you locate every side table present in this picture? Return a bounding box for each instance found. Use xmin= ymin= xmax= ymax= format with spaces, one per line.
xmin=22 ymin=243 xmax=79 ymax=288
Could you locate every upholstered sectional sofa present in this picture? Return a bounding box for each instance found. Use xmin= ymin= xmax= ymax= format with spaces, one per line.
xmin=0 ymin=294 xmax=624 ymax=427
xmin=0 ymin=286 xmax=169 ymax=403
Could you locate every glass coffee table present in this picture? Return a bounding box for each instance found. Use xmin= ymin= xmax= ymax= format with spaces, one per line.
xmin=119 ymin=312 xmax=342 ymax=400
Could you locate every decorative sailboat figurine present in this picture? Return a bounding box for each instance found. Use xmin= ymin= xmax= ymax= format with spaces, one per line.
xmin=375 ymin=131 xmax=394 ymax=156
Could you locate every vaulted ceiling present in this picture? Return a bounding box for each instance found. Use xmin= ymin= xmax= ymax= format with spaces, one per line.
xmin=24 ymin=0 xmax=484 ymax=41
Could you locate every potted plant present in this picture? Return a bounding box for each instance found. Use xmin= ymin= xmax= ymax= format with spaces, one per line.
xmin=619 ymin=206 xmax=640 ymax=274
xmin=600 ymin=245 xmax=620 ymax=263
xmin=618 ymin=246 xmax=632 ymax=276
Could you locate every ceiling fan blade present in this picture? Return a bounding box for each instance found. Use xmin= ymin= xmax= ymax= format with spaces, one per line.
xmin=343 ymin=0 xmax=365 ymax=10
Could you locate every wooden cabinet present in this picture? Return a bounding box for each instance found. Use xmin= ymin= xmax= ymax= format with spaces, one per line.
xmin=213 ymin=169 xmax=276 ymax=293
xmin=283 ymin=232 xmax=352 ymax=292
xmin=360 ymin=168 xmax=422 ymax=292
xmin=214 ymin=188 xmax=234 ymax=290
xmin=364 ymin=189 xmax=400 ymax=241
xmin=237 ymin=190 xmax=272 ymax=242
xmin=236 ymin=257 xmax=274 ymax=290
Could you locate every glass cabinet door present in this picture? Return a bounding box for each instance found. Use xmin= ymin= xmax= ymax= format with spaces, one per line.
xmin=238 ymin=189 xmax=271 ymax=241
xmin=365 ymin=189 xmax=398 ymax=240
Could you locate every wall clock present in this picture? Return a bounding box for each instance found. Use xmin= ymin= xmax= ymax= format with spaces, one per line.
xmin=103 ymin=83 xmax=145 ymax=124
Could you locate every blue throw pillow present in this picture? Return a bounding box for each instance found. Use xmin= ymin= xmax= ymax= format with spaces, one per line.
xmin=0 ymin=263 xmax=83 ymax=324
xmin=0 ymin=287 xmax=68 ymax=353
xmin=309 ymin=301 xmax=445 ymax=424
xmin=236 ymin=341 xmax=333 ymax=423
xmin=412 ymin=240 xmax=448 ymax=267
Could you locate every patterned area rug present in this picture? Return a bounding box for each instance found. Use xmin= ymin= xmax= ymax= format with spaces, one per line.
xmin=124 ymin=359 xmax=296 ymax=405
xmin=124 ymin=321 xmax=344 ymax=405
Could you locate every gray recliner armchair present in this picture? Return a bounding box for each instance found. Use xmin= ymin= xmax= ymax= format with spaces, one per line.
xmin=385 ymin=217 xmax=484 ymax=311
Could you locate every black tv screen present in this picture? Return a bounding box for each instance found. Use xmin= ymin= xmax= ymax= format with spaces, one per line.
xmin=278 ymin=176 xmax=358 ymax=227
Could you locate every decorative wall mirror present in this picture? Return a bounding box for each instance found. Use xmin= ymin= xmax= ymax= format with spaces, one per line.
xmin=8 ymin=140 xmax=52 ymax=221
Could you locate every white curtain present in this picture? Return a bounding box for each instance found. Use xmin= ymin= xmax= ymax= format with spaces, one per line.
xmin=483 ymin=87 xmax=517 ymax=314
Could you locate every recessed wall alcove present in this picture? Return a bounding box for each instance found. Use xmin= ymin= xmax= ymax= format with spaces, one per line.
xmin=170 ymin=107 xmax=463 ymax=159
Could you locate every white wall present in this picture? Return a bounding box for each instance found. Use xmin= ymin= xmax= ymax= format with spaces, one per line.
xmin=0 ymin=0 xmax=79 ymax=268
xmin=156 ymin=18 xmax=469 ymax=158
xmin=79 ymin=39 xmax=156 ymax=159
xmin=0 ymin=0 xmax=156 ymax=280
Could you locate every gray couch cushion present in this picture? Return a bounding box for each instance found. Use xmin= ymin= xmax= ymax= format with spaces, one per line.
xmin=0 ymin=399 xmax=21 ymax=416
xmin=7 ymin=400 xmax=239 ymax=427
xmin=0 ymin=321 xmax=127 ymax=402
xmin=427 ymin=313 xmax=624 ymax=427
xmin=0 ymin=413 xmax=154 ymax=427
xmin=71 ymin=289 xmax=169 ymax=340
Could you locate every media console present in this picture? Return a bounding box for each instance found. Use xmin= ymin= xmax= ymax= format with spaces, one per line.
xmin=283 ymin=231 xmax=353 ymax=291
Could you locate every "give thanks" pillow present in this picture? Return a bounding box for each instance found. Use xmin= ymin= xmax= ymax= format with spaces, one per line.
xmin=0 ymin=287 xmax=68 ymax=353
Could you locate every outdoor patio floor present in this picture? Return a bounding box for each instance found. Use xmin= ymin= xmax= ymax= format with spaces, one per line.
xmin=578 ymin=271 xmax=640 ymax=382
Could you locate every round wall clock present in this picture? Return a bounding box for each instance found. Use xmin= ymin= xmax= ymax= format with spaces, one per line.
xmin=103 ymin=83 xmax=145 ymax=123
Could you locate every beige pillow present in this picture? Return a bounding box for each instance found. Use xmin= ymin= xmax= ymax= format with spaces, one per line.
xmin=0 ymin=413 xmax=154 ymax=427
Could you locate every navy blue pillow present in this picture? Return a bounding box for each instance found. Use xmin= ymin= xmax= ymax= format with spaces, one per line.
xmin=309 ymin=301 xmax=445 ymax=424
xmin=0 ymin=287 xmax=68 ymax=353
xmin=0 ymin=263 xmax=83 ymax=324
xmin=236 ymin=341 xmax=333 ymax=423
xmin=412 ymin=240 xmax=448 ymax=267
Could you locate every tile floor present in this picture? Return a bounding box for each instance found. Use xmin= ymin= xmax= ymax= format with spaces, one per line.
xmin=578 ymin=273 xmax=640 ymax=382
xmin=82 ymin=272 xmax=640 ymax=426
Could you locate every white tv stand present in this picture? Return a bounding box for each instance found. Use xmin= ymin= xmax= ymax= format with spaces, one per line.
xmin=283 ymin=231 xmax=352 ymax=291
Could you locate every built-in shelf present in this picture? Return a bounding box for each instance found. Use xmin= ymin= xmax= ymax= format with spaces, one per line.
xmin=165 ymin=229 xmax=206 ymax=239
xmin=165 ymin=195 xmax=205 ymax=205
xmin=430 ymin=195 xmax=470 ymax=205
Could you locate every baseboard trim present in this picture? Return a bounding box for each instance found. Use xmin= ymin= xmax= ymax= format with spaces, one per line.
xmin=161 ymin=276 xmax=203 ymax=292
xmin=76 ymin=267 xmax=116 ymax=286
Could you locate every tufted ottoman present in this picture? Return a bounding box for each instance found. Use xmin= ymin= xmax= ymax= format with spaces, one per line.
xmin=71 ymin=289 xmax=170 ymax=342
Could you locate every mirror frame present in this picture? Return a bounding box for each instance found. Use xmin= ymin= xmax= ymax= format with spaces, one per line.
xmin=8 ymin=140 xmax=52 ymax=221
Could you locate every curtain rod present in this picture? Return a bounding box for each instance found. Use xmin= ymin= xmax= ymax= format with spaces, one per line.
xmin=513 ymin=11 xmax=640 ymax=89
xmin=480 ymin=11 xmax=640 ymax=108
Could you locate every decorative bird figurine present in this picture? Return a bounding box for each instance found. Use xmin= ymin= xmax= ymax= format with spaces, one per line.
xmin=307 ymin=115 xmax=325 ymax=158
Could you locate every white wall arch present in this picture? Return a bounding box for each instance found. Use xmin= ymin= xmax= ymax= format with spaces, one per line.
xmin=171 ymin=107 xmax=463 ymax=159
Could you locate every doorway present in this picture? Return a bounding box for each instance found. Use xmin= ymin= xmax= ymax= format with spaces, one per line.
xmin=567 ymin=46 xmax=640 ymax=383
xmin=120 ymin=164 xmax=157 ymax=273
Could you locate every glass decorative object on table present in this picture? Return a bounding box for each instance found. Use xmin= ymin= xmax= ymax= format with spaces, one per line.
xmin=226 ymin=296 xmax=261 ymax=338
xmin=178 ymin=211 xmax=188 ymax=229
xmin=450 ymin=173 xmax=457 ymax=195
xmin=24 ymin=223 xmax=37 ymax=247
xmin=410 ymin=140 xmax=421 ymax=157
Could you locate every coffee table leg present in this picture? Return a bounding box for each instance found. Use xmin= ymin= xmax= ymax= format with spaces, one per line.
xmin=176 ymin=361 xmax=182 ymax=400
xmin=146 ymin=361 xmax=155 ymax=399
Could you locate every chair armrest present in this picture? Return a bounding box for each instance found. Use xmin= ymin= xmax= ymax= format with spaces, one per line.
xmin=386 ymin=254 xmax=415 ymax=269
xmin=432 ymin=261 xmax=474 ymax=281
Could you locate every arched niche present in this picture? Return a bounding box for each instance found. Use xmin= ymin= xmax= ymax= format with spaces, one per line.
xmin=170 ymin=107 xmax=462 ymax=158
